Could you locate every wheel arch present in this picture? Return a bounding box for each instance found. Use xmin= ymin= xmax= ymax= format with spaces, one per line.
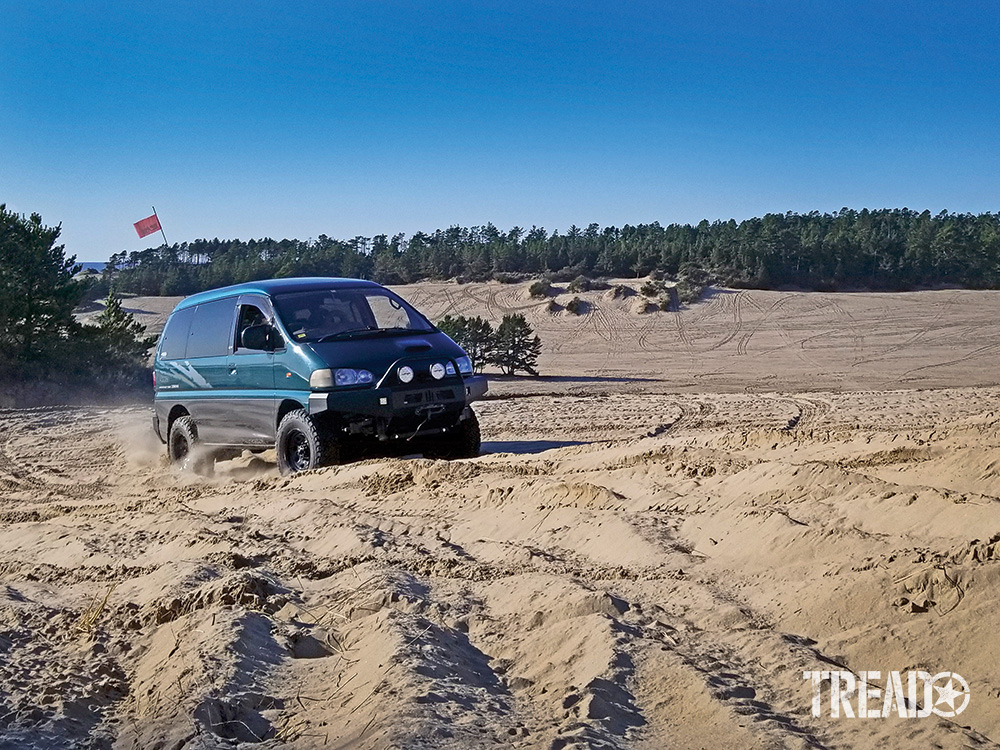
xmin=276 ymin=399 xmax=307 ymax=432
xmin=167 ymin=405 xmax=190 ymax=435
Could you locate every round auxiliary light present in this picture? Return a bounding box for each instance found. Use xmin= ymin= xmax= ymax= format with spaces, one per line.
xmin=398 ymin=365 xmax=414 ymax=384
xmin=429 ymin=362 xmax=446 ymax=380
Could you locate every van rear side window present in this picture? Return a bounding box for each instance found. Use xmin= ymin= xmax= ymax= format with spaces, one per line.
xmin=187 ymin=298 xmax=238 ymax=358
xmin=157 ymin=306 xmax=196 ymax=360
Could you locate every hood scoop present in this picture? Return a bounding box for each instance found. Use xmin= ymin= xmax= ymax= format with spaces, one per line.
xmin=404 ymin=343 xmax=432 ymax=353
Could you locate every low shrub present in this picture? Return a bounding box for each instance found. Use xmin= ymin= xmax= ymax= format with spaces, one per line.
xmin=640 ymin=280 xmax=665 ymax=297
xmin=528 ymin=280 xmax=552 ymax=298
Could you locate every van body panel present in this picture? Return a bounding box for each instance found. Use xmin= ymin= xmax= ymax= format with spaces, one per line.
xmin=225 ymin=350 xmax=277 ymax=442
xmin=226 ymin=294 xmax=278 ymax=442
xmin=272 ymin=342 xmax=324 ymax=394
xmin=173 ymin=297 xmax=239 ymax=443
xmin=305 ymin=332 xmax=464 ymax=382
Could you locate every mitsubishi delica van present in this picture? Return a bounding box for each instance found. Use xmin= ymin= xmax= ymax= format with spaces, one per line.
xmin=152 ymin=277 xmax=488 ymax=474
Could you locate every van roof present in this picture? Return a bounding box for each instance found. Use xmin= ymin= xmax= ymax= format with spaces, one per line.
xmin=173 ymin=277 xmax=383 ymax=311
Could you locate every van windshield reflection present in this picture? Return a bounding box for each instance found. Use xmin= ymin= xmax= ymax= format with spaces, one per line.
xmin=273 ymin=289 xmax=434 ymax=343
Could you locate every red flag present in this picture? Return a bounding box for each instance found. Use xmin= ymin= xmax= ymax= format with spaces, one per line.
xmin=134 ymin=213 xmax=161 ymax=238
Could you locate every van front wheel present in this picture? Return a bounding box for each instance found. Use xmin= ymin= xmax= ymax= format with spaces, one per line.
xmin=425 ymin=408 xmax=481 ymax=460
xmin=276 ymin=409 xmax=337 ymax=475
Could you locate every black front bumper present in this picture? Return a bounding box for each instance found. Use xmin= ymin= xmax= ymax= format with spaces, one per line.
xmin=307 ymin=374 xmax=488 ymax=422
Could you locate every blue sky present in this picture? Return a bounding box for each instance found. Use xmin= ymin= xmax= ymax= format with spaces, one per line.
xmin=2 ymin=1 xmax=998 ymax=261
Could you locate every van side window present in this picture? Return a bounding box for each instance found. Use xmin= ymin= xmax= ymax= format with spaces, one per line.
xmin=158 ymin=306 xmax=196 ymax=360
xmin=234 ymin=304 xmax=268 ymax=352
xmin=186 ymin=298 xmax=238 ymax=358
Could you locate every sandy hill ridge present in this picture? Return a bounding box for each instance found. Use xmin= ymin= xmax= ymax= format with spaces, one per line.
xmin=87 ymin=279 xmax=1000 ymax=395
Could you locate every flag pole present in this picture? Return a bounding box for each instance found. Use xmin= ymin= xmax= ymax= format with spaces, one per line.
xmin=152 ymin=206 xmax=168 ymax=246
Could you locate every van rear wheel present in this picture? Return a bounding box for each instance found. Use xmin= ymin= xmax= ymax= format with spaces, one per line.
xmin=168 ymin=415 xmax=213 ymax=475
xmin=276 ymin=409 xmax=338 ymax=475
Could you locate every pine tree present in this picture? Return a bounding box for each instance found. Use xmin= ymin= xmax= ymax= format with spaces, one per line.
xmin=437 ymin=314 xmax=497 ymax=373
xmin=0 ymin=205 xmax=85 ymax=378
xmin=492 ymin=314 xmax=541 ymax=376
xmin=82 ymin=292 xmax=157 ymax=385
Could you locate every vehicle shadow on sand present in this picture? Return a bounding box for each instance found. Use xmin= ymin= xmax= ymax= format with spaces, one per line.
xmin=481 ymin=439 xmax=588 ymax=455
xmin=488 ymin=374 xmax=664 ymax=385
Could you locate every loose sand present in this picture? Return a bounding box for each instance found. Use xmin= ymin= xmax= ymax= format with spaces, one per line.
xmin=4 ymin=280 xmax=1000 ymax=748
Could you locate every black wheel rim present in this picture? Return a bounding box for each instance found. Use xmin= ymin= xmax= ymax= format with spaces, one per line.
xmin=171 ymin=434 xmax=189 ymax=462
xmin=285 ymin=430 xmax=311 ymax=471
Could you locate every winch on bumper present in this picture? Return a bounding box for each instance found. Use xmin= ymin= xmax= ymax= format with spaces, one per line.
xmin=306 ymin=374 xmax=488 ymax=441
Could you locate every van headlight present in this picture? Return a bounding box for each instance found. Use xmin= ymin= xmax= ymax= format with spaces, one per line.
xmin=311 ymin=368 xmax=373 ymax=388
xmin=456 ymin=355 xmax=473 ymax=375
xmin=334 ymin=368 xmax=373 ymax=386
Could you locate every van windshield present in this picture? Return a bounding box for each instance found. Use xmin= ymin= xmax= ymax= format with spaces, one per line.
xmin=273 ymin=288 xmax=435 ymax=343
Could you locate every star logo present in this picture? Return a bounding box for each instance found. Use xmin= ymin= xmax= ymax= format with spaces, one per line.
xmin=930 ymin=672 xmax=970 ymax=717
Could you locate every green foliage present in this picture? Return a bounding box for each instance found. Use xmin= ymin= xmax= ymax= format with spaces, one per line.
xmin=528 ymin=279 xmax=552 ymax=298
xmin=436 ymin=313 xmax=541 ymax=376
xmin=0 ymin=205 xmax=153 ymax=391
xmin=493 ymin=314 xmax=541 ymax=376
xmin=640 ymin=280 xmax=665 ymax=297
xmin=106 ymin=208 xmax=1000 ymax=295
xmin=436 ymin=315 xmax=496 ymax=373
xmin=0 ymin=205 xmax=85 ymax=378
xmin=678 ymin=262 xmax=712 ymax=286
xmin=79 ymin=271 xmax=111 ymax=305
xmin=547 ymin=265 xmax=588 ymax=283
xmin=158 ymin=264 xmax=196 ymax=296
xmin=80 ymin=293 xmax=157 ymax=385
xmin=675 ymin=281 xmax=703 ymax=305
xmin=565 ymin=297 xmax=585 ymax=315
xmin=566 ymin=275 xmax=599 ymax=293
xmin=674 ymin=263 xmax=712 ymax=305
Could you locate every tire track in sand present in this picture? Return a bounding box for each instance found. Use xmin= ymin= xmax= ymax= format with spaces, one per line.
xmin=645 ymin=401 xmax=716 ymax=437
xmin=779 ymin=396 xmax=833 ymax=431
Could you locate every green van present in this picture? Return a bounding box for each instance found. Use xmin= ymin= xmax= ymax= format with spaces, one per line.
xmin=152 ymin=277 xmax=487 ymax=474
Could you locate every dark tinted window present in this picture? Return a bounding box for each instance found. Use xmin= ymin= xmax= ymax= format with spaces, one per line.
xmin=186 ymin=298 xmax=237 ymax=358
xmin=157 ymin=306 xmax=196 ymax=360
xmin=234 ymin=304 xmax=268 ymax=352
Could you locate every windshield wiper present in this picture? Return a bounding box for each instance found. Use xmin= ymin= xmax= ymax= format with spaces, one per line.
xmin=317 ymin=328 xmax=375 ymax=342
xmin=317 ymin=327 xmax=427 ymax=342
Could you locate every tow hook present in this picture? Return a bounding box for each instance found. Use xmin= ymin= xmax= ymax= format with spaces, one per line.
xmin=407 ymin=404 xmax=446 ymax=441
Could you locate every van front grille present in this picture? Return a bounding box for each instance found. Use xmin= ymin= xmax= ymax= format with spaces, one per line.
xmin=396 ymin=388 xmax=457 ymax=408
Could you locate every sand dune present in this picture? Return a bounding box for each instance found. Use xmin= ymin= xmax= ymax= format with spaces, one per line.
xmin=4 ymin=281 xmax=1000 ymax=748
xmin=89 ymin=280 xmax=1000 ymax=395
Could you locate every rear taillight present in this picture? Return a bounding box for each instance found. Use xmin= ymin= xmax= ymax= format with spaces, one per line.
xmin=152 ymin=371 xmax=156 ymax=388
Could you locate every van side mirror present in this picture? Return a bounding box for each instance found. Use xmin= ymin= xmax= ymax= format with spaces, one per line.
xmin=241 ymin=324 xmax=273 ymax=351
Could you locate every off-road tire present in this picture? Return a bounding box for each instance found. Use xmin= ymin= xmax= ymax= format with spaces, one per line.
xmin=168 ymin=415 xmax=214 ymax=475
xmin=426 ymin=408 xmax=481 ymax=459
xmin=276 ymin=409 xmax=339 ymax=475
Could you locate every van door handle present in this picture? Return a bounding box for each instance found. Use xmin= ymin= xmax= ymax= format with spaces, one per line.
xmin=229 ymin=367 xmax=237 ymax=375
